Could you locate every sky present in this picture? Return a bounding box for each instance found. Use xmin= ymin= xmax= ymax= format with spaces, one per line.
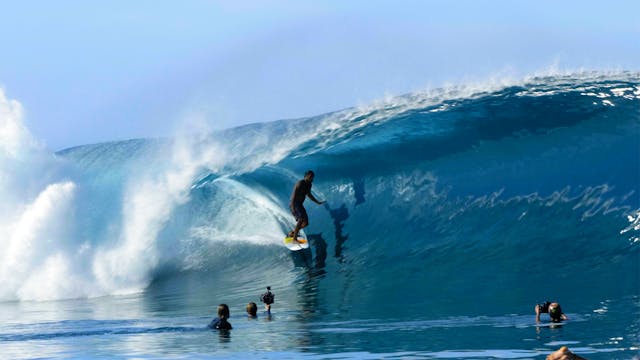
xmin=1 ymin=0 xmax=638 ymax=150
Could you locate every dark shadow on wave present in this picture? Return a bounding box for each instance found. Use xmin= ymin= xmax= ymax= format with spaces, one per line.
xmin=308 ymin=234 xmax=327 ymax=269
xmin=325 ymin=203 xmax=350 ymax=260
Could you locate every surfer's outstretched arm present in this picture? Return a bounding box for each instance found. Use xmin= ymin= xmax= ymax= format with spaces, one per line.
xmin=307 ymin=192 xmax=325 ymax=205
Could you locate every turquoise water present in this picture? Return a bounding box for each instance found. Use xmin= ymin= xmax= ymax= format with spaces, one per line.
xmin=1 ymin=72 xmax=639 ymax=358
xmin=1 ymin=274 xmax=638 ymax=359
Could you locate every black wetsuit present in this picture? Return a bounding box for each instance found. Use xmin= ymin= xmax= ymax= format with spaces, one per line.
xmin=261 ymin=290 xmax=275 ymax=305
xmin=208 ymin=317 xmax=232 ymax=330
xmin=538 ymin=301 xmax=552 ymax=313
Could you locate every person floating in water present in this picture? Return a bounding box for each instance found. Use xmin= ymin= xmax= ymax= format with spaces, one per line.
xmin=260 ymin=286 xmax=275 ymax=314
xmin=289 ymin=170 xmax=326 ymax=243
xmin=208 ymin=304 xmax=232 ymax=330
xmin=535 ymin=301 xmax=568 ymax=323
xmin=246 ymin=302 xmax=258 ymax=318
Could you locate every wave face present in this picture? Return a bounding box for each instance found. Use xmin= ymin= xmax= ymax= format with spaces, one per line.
xmin=1 ymin=72 xmax=639 ymax=312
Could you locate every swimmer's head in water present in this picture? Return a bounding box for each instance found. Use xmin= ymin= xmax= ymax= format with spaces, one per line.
xmin=549 ymin=304 xmax=562 ymax=320
xmin=217 ymin=304 xmax=230 ymax=319
xmin=246 ymin=302 xmax=257 ymax=316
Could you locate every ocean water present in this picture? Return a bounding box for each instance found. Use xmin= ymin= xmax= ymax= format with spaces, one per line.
xmin=0 ymin=72 xmax=639 ymax=359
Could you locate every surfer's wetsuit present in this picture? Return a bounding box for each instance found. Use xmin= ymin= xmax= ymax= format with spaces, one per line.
xmin=261 ymin=290 xmax=274 ymax=305
xmin=208 ymin=317 xmax=232 ymax=330
xmin=537 ymin=301 xmax=551 ymax=312
xmin=290 ymin=179 xmax=312 ymax=224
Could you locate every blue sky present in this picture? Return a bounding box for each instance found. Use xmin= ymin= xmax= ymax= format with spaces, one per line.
xmin=1 ymin=0 xmax=638 ymax=150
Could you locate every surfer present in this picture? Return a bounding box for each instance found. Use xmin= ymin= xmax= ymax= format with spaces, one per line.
xmin=289 ymin=170 xmax=326 ymax=243
xmin=260 ymin=286 xmax=275 ymax=313
xmin=208 ymin=304 xmax=232 ymax=330
xmin=246 ymin=302 xmax=258 ymax=318
xmin=535 ymin=301 xmax=568 ymax=323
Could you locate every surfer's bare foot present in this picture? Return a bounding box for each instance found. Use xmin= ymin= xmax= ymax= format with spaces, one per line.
xmin=287 ymin=231 xmax=294 ymax=238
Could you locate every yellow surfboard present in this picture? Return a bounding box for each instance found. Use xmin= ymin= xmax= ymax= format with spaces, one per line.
xmin=284 ymin=236 xmax=309 ymax=251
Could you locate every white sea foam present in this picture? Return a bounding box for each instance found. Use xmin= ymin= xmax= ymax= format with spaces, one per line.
xmin=0 ymin=89 xmax=298 ymax=301
xmin=0 ymin=182 xmax=81 ymax=300
xmin=0 ymin=89 xmax=39 ymax=158
xmin=284 ymin=69 xmax=639 ymax=159
xmin=91 ymin=115 xmax=231 ymax=293
xmin=189 ymin=178 xmax=292 ymax=243
xmin=0 ymin=90 xmax=92 ymax=300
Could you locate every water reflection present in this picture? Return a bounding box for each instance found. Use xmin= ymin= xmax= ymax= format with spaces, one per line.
xmin=325 ymin=203 xmax=350 ymax=260
xmin=217 ymin=329 xmax=231 ymax=343
xmin=352 ymin=178 xmax=366 ymax=206
xmin=293 ymin=273 xmax=323 ymax=351
xmin=308 ymin=234 xmax=327 ymax=269
xmin=0 ymin=296 xmax=637 ymax=358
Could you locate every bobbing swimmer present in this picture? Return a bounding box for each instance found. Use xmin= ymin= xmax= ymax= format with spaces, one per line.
xmin=535 ymin=301 xmax=568 ymax=323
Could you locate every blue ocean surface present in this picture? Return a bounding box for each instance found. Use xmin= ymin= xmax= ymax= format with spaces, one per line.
xmin=0 ymin=72 xmax=639 ymax=359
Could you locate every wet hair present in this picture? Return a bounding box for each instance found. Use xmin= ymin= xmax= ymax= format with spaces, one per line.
xmin=304 ymin=170 xmax=315 ymax=177
xmin=217 ymin=304 xmax=230 ymax=319
xmin=246 ymin=302 xmax=257 ymax=316
xmin=549 ymin=305 xmax=562 ymax=321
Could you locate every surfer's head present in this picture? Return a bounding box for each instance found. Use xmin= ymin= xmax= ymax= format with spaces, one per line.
xmin=217 ymin=304 xmax=230 ymax=319
xmin=304 ymin=170 xmax=315 ymax=182
xmin=548 ymin=303 xmax=562 ymax=321
xmin=246 ymin=302 xmax=257 ymax=317
xmin=266 ymin=286 xmax=271 ymax=291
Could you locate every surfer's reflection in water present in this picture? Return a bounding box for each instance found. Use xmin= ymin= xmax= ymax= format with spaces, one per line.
xmin=325 ymin=203 xmax=349 ymax=261
xmin=217 ymin=329 xmax=231 ymax=343
xmin=294 ymin=274 xmax=324 ymax=349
